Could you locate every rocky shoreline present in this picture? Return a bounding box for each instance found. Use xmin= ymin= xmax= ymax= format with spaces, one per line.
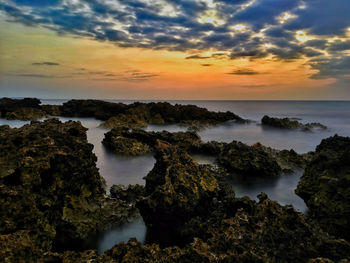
xmin=0 ymin=98 xmax=349 ymax=262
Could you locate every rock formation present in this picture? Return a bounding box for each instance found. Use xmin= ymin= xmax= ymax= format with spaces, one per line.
xmin=296 ymin=135 xmax=350 ymax=240
xmin=0 ymin=119 xmax=139 ymax=262
xmin=0 ymin=97 xmax=47 ymax=120
xmin=262 ymin=115 xmax=327 ymax=131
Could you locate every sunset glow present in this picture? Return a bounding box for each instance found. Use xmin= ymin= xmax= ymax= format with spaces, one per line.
xmin=0 ymin=0 xmax=349 ymax=99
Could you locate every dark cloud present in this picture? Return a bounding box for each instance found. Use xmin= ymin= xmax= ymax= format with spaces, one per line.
xmin=201 ymin=64 xmax=213 ymax=67
xmin=15 ymin=74 xmax=61 ymax=78
xmin=185 ymin=55 xmax=211 ymax=59
xmin=32 ymin=62 xmax=60 ymax=66
xmin=227 ymin=69 xmax=260 ymax=75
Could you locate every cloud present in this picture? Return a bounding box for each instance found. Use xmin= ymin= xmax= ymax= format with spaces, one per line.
xmin=185 ymin=55 xmax=211 ymax=59
xmin=201 ymin=64 xmax=213 ymax=67
xmin=15 ymin=74 xmax=62 ymax=78
xmin=32 ymin=61 xmax=60 ymax=66
xmin=227 ymin=69 xmax=260 ymax=75
xmin=0 ymin=0 xmax=349 ymax=87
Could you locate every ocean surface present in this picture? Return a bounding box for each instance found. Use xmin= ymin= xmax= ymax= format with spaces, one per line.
xmin=1 ymin=100 xmax=349 ymax=253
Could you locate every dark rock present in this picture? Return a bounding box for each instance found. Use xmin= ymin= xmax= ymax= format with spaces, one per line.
xmin=0 ymin=119 xmax=138 ymax=261
xmin=296 ymin=135 xmax=350 ymax=240
xmin=0 ymin=97 xmax=47 ymax=120
xmin=42 ymin=105 xmax=62 ymax=116
xmin=110 ymin=184 xmax=146 ymax=203
xmin=262 ymin=115 xmax=327 ymax=131
xmin=216 ymin=141 xmax=282 ymax=177
xmin=103 ymin=127 xmax=203 ymax=156
xmin=99 ymin=114 xmax=148 ymax=129
xmin=137 ymin=142 xmax=219 ymax=231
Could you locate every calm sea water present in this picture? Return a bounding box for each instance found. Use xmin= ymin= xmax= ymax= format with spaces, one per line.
xmin=2 ymin=100 xmax=349 ymax=252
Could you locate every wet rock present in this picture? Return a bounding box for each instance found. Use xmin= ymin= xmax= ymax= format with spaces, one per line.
xmin=0 ymin=119 xmax=138 ymax=261
xmin=252 ymin=142 xmax=312 ymax=173
xmin=215 ymin=141 xmax=282 ymax=177
xmin=296 ymin=135 xmax=350 ymax=240
xmin=99 ymin=114 xmax=148 ymax=129
xmin=5 ymin=107 xmax=47 ymax=120
xmin=262 ymin=115 xmax=327 ymax=131
xmin=110 ymin=184 xmax=146 ymax=203
xmin=137 ymin=142 xmax=219 ymax=232
xmin=103 ymin=127 xmax=203 ymax=156
xmin=42 ymin=105 xmax=62 ymax=116
xmin=59 ymin=99 xmax=244 ymax=125
xmin=0 ymin=97 xmax=47 ymax=120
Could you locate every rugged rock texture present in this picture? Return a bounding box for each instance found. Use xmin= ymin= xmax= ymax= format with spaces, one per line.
xmin=215 ymin=141 xmax=283 ymax=177
xmin=296 ymin=135 xmax=350 ymax=240
xmin=262 ymin=115 xmax=327 ymax=131
xmin=0 ymin=97 xmax=47 ymax=120
xmin=38 ymin=191 xmax=350 ymax=262
xmin=138 ymin=141 xmax=219 ymax=232
xmin=0 ymin=119 xmax=138 ymax=262
xmin=99 ymin=114 xmax=148 ymax=129
xmin=58 ymin=99 xmax=243 ymax=126
xmin=110 ymin=184 xmax=146 ymax=203
xmin=103 ymin=127 xmax=203 ymax=156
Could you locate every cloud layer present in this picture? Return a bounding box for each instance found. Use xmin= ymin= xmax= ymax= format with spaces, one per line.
xmin=1 ymin=0 xmax=349 ymax=86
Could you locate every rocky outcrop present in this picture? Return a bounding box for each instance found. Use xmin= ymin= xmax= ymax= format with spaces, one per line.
xmin=103 ymin=127 xmax=203 ymax=156
xmin=110 ymin=184 xmax=145 ymax=203
xmin=99 ymin=114 xmax=148 ymax=129
xmin=0 ymin=119 xmax=139 ymax=262
xmin=262 ymin=115 xmax=327 ymax=131
xmin=0 ymin=97 xmax=47 ymax=120
xmin=59 ymin=99 xmax=244 ymax=126
xmin=137 ymin=142 xmax=219 ymax=232
xmin=296 ymin=135 xmax=350 ymax=240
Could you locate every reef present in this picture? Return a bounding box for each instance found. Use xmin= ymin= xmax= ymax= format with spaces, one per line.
xmin=296 ymin=135 xmax=350 ymax=240
xmin=103 ymin=128 xmax=309 ymax=175
xmin=102 ymin=127 xmax=203 ymax=156
xmin=262 ymin=115 xmax=327 ymax=131
xmin=38 ymin=143 xmax=350 ymax=262
xmin=0 ymin=97 xmax=47 ymax=120
xmin=0 ymin=119 xmax=139 ymax=262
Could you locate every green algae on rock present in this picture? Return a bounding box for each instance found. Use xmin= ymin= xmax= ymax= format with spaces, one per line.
xmin=0 ymin=97 xmax=47 ymax=120
xmin=296 ymin=135 xmax=350 ymax=240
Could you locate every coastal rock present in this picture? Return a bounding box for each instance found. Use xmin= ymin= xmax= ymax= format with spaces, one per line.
xmin=103 ymin=127 xmax=202 ymax=156
xmin=216 ymin=141 xmax=282 ymax=177
xmin=296 ymin=135 xmax=350 ymax=240
xmin=110 ymin=184 xmax=146 ymax=203
xmin=42 ymin=105 xmax=62 ymax=116
xmin=0 ymin=119 xmax=138 ymax=261
xmin=5 ymin=107 xmax=47 ymax=120
xmin=99 ymin=114 xmax=148 ymax=129
xmin=0 ymin=97 xmax=47 ymax=120
xmin=58 ymin=99 xmax=244 ymax=125
xmin=262 ymin=115 xmax=327 ymax=131
xmin=39 ymin=193 xmax=350 ymax=262
xmin=137 ymin=142 xmax=219 ymax=231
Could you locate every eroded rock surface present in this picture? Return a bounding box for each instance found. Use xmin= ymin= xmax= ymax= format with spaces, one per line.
xmin=103 ymin=127 xmax=203 ymax=156
xmin=262 ymin=115 xmax=327 ymax=131
xmin=296 ymin=135 xmax=350 ymax=240
xmin=0 ymin=119 xmax=138 ymax=262
xmin=0 ymin=97 xmax=47 ymax=120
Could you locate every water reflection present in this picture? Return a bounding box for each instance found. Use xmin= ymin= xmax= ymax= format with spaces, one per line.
xmin=191 ymin=154 xmax=216 ymax=165
xmin=226 ymin=170 xmax=306 ymax=212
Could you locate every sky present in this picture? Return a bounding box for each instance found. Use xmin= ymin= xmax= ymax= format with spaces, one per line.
xmin=0 ymin=0 xmax=349 ymax=100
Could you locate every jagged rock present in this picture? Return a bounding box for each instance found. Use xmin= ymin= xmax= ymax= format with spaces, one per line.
xmin=252 ymin=142 xmax=312 ymax=173
xmin=99 ymin=114 xmax=148 ymax=129
xmin=216 ymin=141 xmax=282 ymax=177
xmin=0 ymin=97 xmax=47 ymax=120
xmin=42 ymin=105 xmax=62 ymax=116
xmin=137 ymin=142 xmax=219 ymax=231
xmin=103 ymin=127 xmax=203 ymax=156
xmin=262 ymin=115 xmax=327 ymax=131
xmin=110 ymin=184 xmax=146 ymax=203
xmin=296 ymin=135 xmax=350 ymax=240
xmin=5 ymin=107 xmax=47 ymax=120
xmin=0 ymin=119 xmax=138 ymax=261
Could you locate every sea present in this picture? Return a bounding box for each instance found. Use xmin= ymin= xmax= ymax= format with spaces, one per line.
xmin=1 ymin=100 xmax=350 ymax=253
